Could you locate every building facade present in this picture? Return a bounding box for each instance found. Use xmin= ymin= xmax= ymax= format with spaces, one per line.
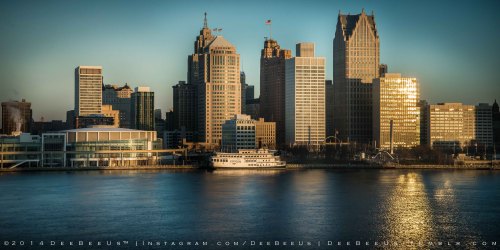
xmin=1 ymin=99 xmax=32 ymax=135
xmin=102 ymin=84 xmax=132 ymax=128
xmin=189 ymin=15 xmax=241 ymax=148
xmin=333 ymin=10 xmax=380 ymax=144
xmin=222 ymin=114 xmax=256 ymax=151
xmin=475 ymin=103 xmax=493 ymax=147
xmin=172 ymin=81 xmax=197 ymax=132
xmin=75 ymin=66 xmax=103 ymax=117
xmin=493 ymin=100 xmax=500 ymax=150
xmin=325 ymin=80 xmax=335 ymax=137
xmin=131 ymin=87 xmax=155 ymax=131
xmin=373 ymin=73 xmax=420 ymax=149
xmin=101 ymin=105 xmax=120 ymax=128
xmin=255 ymin=118 xmax=276 ymax=149
xmin=418 ymin=100 xmax=429 ymax=146
xmin=259 ymin=39 xmax=292 ymax=147
xmin=427 ymin=103 xmax=475 ymax=149
xmin=285 ymin=43 xmax=326 ymax=148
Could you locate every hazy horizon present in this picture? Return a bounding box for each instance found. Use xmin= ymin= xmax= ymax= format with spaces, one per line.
xmin=0 ymin=0 xmax=499 ymax=122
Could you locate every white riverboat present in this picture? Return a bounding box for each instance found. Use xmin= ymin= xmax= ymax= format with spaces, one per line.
xmin=210 ymin=149 xmax=286 ymax=168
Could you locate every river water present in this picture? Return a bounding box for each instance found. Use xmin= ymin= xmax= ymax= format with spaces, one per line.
xmin=0 ymin=169 xmax=498 ymax=249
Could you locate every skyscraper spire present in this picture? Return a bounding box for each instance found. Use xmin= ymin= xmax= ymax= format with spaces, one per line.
xmin=203 ymin=12 xmax=208 ymax=28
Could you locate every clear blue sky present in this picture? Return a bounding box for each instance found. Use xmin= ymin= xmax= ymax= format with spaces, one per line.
xmin=0 ymin=0 xmax=499 ymax=121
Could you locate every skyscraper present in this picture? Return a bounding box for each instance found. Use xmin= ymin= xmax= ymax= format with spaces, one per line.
xmin=333 ymin=9 xmax=380 ymax=144
xmin=1 ymin=99 xmax=32 ymax=135
xmin=103 ymin=84 xmax=132 ymax=128
xmin=325 ymin=80 xmax=334 ymax=137
xmin=373 ymin=73 xmax=420 ymax=149
xmin=493 ymin=100 xmax=500 ymax=150
xmin=131 ymin=87 xmax=154 ymax=131
xmin=285 ymin=43 xmax=326 ymax=148
xmin=259 ymin=39 xmax=292 ymax=147
xmin=75 ymin=66 xmax=103 ymax=117
xmin=172 ymin=81 xmax=196 ymax=132
xmin=189 ymin=14 xmax=241 ymax=148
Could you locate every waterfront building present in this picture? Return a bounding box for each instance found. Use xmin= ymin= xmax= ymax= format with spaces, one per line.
xmin=325 ymin=80 xmax=335 ymax=137
xmin=165 ymin=110 xmax=175 ymax=131
xmin=255 ymin=118 xmax=276 ymax=149
xmin=333 ymin=9 xmax=380 ymax=144
xmin=259 ymin=38 xmax=292 ymax=147
xmin=1 ymin=99 xmax=32 ymax=135
xmin=131 ymin=87 xmax=155 ymax=131
xmin=285 ymin=43 xmax=326 ymax=148
xmin=427 ymin=103 xmax=475 ymax=149
xmin=418 ymin=100 xmax=429 ymax=146
xmin=172 ymin=81 xmax=197 ymax=132
xmin=475 ymin=103 xmax=493 ymax=147
xmin=101 ymin=105 xmax=120 ymax=128
xmin=102 ymin=84 xmax=132 ymax=128
xmin=189 ymin=14 xmax=241 ymax=148
xmin=373 ymin=73 xmax=420 ymax=149
xmin=222 ymin=114 xmax=256 ymax=151
xmin=75 ymin=66 xmax=103 ymax=117
xmin=493 ymin=100 xmax=500 ymax=150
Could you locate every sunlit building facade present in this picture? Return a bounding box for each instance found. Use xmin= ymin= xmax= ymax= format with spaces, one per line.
xmin=103 ymin=84 xmax=132 ymax=128
xmin=285 ymin=43 xmax=326 ymax=147
xmin=427 ymin=103 xmax=475 ymax=149
xmin=255 ymin=118 xmax=276 ymax=149
xmin=333 ymin=10 xmax=380 ymax=144
xmin=373 ymin=73 xmax=420 ymax=149
xmin=75 ymin=66 xmax=103 ymax=117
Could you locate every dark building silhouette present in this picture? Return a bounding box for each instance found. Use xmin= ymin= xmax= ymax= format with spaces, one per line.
xmin=493 ymin=100 xmax=500 ymax=150
xmin=172 ymin=81 xmax=197 ymax=132
xmin=259 ymin=39 xmax=292 ymax=147
xmin=131 ymin=87 xmax=154 ymax=131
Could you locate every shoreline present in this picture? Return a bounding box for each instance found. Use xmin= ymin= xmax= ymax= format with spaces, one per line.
xmin=0 ymin=164 xmax=498 ymax=172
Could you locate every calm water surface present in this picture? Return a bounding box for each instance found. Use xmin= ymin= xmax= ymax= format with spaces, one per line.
xmin=0 ymin=169 xmax=499 ymax=249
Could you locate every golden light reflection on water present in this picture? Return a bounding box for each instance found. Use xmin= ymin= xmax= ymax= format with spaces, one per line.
xmin=383 ymin=172 xmax=436 ymax=249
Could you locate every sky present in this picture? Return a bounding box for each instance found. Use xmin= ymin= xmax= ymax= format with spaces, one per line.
xmin=0 ymin=0 xmax=499 ymax=122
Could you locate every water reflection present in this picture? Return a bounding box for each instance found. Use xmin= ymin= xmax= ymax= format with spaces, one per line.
xmin=382 ymin=172 xmax=435 ymax=248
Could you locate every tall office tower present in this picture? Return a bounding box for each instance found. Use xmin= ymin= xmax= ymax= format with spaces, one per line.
xmin=131 ymin=87 xmax=155 ymax=131
xmin=373 ymin=73 xmax=420 ymax=149
xmin=427 ymin=103 xmax=475 ymax=149
xmin=418 ymin=100 xmax=429 ymax=146
xmin=325 ymin=80 xmax=335 ymax=137
xmin=333 ymin=9 xmax=380 ymax=144
xmin=172 ymin=81 xmax=197 ymax=132
xmin=493 ymin=100 xmax=500 ymax=150
xmin=475 ymin=103 xmax=493 ymax=147
xmin=189 ymin=14 xmax=241 ymax=148
xmin=260 ymin=39 xmax=292 ymax=147
xmin=285 ymin=43 xmax=326 ymax=148
xmin=1 ymin=99 xmax=32 ymax=135
xmin=102 ymin=84 xmax=132 ymax=128
xmin=75 ymin=66 xmax=103 ymax=116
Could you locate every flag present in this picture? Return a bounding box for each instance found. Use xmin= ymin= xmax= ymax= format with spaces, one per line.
xmin=265 ymin=19 xmax=271 ymax=25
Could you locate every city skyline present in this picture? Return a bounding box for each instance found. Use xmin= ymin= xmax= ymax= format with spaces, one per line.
xmin=0 ymin=0 xmax=499 ymax=122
